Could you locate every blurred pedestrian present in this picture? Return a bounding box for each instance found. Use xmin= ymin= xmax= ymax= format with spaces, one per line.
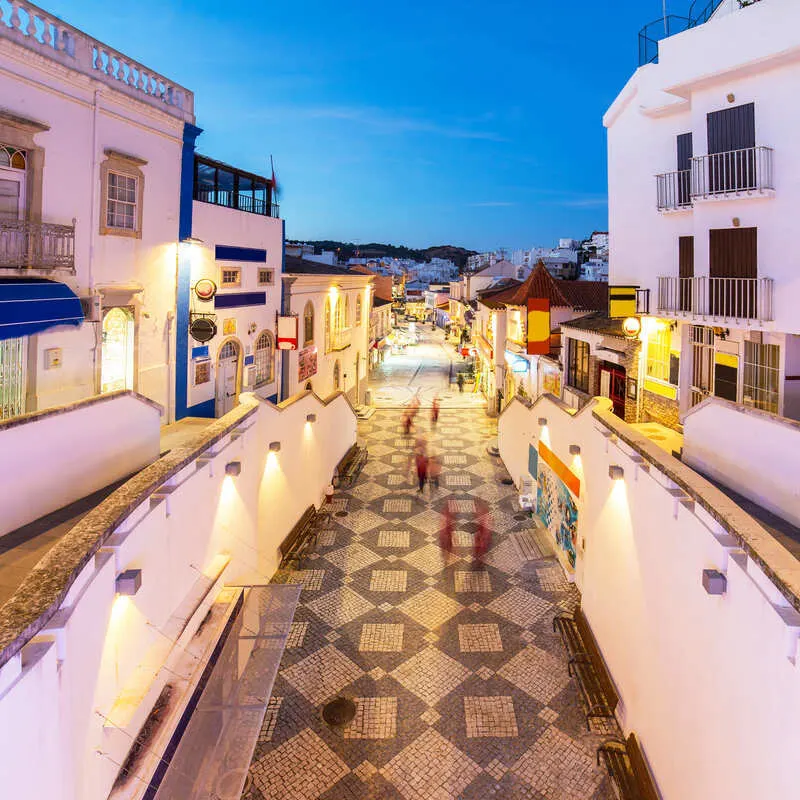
xmin=431 ymin=395 xmax=440 ymax=427
xmin=473 ymin=500 xmax=491 ymax=564
xmin=402 ymin=412 xmax=413 ymax=437
xmin=457 ymin=373 xmax=465 ymax=393
xmin=415 ymin=449 xmax=428 ymax=493
xmin=439 ymin=500 xmax=454 ymax=554
xmin=428 ymin=451 xmax=441 ymax=493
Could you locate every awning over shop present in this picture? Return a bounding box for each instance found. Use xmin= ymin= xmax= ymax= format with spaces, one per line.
xmin=0 ymin=279 xmax=84 ymax=341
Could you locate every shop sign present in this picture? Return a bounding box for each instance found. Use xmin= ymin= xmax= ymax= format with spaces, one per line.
xmin=505 ymin=351 xmax=529 ymax=374
xmin=194 ymin=278 xmax=217 ymax=302
xmin=189 ymin=316 xmax=217 ymax=343
xmin=527 ymin=298 xmax=550 ymax=355
xmin=298 ymin=346 xmax=318 ymax=380
xmin=278 ymin=316 xmax=298 ymax=350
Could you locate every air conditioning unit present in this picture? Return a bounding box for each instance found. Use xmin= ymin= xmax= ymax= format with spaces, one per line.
xmin=80 ymin=294 xmax=102 ymax=322
xmin=243 ymin=365 xmax=257 ymax=387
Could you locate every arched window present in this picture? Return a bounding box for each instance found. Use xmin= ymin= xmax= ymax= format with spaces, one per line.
xmin=303 ymin=301 xmax=314 ymax=346
xmin=355 ymin=296 xmax=362 ymax=325
xmin=333 ymin=360 xmax=341 ymax=391
xmin=254 ymin=331 xmax=274 ymax=386
xmin=324 ymin=297 xmax=331 ymax=353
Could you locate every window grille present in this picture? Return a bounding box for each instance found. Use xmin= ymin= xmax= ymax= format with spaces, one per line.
xmin=743 ymin=340 xmax=779 ymax=414
xmin=254 ymin=332 xmax=274 ymax=386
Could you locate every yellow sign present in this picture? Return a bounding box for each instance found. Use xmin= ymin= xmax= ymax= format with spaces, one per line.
xmin=609 ymin=286 xmax=638 ymax=318
xmin=223 ymin=318 xmax=237 ymax=335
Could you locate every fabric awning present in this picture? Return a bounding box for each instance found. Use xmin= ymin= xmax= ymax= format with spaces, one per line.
xmin=0 ymin=279 xmax=84 ymax=341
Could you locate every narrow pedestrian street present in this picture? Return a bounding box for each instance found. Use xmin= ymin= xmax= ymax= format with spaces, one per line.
xmin=244 ymin=406 xmax=613 ymax=800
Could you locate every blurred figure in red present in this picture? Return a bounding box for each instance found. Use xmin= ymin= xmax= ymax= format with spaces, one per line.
xmin=431 ymin=395 xmax=440 ymax=428
xmin=473 ymin=500 xmax=491 ymax=565
xmin=409 ymin=394 xmax=421 ymax=420
xmin=439 ymin=498 xmax=454 ymax=554
xmin=415 ymin=448 xmax=428 ymax=493
xmin=402 ymin=411 xmax=413 ymax=437
xmin=428 ymin=451 xmax=441 ymax=493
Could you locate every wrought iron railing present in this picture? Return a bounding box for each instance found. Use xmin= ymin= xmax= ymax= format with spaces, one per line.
xmin=330 ymin=328 xmax=352 ymax=351
xmin=690 ymin=146 xmax=774 ymax=199
xmin=656 ymin=169 xmax=692 ymax=211
xmin=0 ymin=219 xmax=76 ymax=272
xmin=657 ymin=275 xmax=773 ymax=321
xmin=193 ymin=188 xmax=280 ymax=218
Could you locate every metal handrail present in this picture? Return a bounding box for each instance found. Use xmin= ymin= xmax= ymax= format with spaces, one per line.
xmin=690 ymin=146 xmax=774 ymax=199
xmin=0 ymin=218 xmax=76 ymax=272
xmin=655 ymin=169 xmax=692 ymax=211
xmin=656 ymin=275 xmax=773 ymax=322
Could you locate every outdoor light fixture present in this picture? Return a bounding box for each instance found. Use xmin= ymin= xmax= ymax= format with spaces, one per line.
xmin=306 ymin=413 xmax=317 ymax=423
xmin=569 ymin=444 xmax=581 ymax=455
xmin=538 ymin=417 xmax=547 ymax=426
xmin=115 ymin=569 xmax=142 ymax=596
xmin=269 ymin=441 xmax=281 ymax=452
xmin=622 ymin=317 xmax=642 ymax=339
xmin=181 ymin=235 xmax=204 ymax=245
xmin=702 ymin=569 xmax=727 ymax=595
xmin=608 ymin=465 xmax=625 ymax=481
xmin=225 ymin=461 xmax=242 ymax=476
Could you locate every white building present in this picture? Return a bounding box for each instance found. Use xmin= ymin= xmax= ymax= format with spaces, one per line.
xmin=606 ymin=0 xmax=800 ymax=422
xmin=282 ymin=255 xmax=372 ymax=403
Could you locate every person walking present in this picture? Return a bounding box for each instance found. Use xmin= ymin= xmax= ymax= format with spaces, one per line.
xmin=431 ymin=395 xmax=440 ymax=427
xmin=473 ymin=500 xmax=491 ymax=565
xmin=428 ymin=451 xmax=441 ymax=493
xmin=415 ymin=449 xmax=429 ymax=493
xmin=439 ymin=500 xmax=454 ymax=555
xmin=457 ymin=372 xmax=464 ymax=393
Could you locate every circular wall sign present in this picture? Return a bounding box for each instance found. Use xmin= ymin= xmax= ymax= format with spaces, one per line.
xmin=622 ymin=316 xmax=642 ymax=339
xmin=190 ymin=317 xmax=217 ymax=343
xmin=194 ymin=278 xmax=217 ymax=302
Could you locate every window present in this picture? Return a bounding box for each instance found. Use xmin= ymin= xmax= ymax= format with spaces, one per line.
xmin=254 ymin=331 xmax=274 ymax=386
xmin=355 ymin=296 xmax=362 ymax=325
xmin=508 ymin=309 xmax=524 ymax=343
xmin=258 ymin=268 xmax=274 ymax=286
xmin=304 ymin=301 xmax=314 ymax=346
xmin=646 ymin=325 xmax=678 ymax=385
xmin=743 ymin=340 xmax=779 ymax=414
xmin=220 ymin=267 xmax=241 ymax=288
xmin=99 ymin=150 xmax=145 ymax=238
xmin=106 ymin=172 xmax=137 ymax=230
xmin=566 ymin=338 xmax=590 ymax=394
xmin=324 ymin=297 xmax=331 ymax=352
xmin=193 ymin=155 xmax=274 ymax=216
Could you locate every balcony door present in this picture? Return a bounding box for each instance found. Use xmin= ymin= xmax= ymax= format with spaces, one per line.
xmin=679 ymin=236 xmax=694 ymax=312
xmin=709 ymin=227 xmax=757 ymax=318
xmin=690 ymin=325 xmax=714 ymax=408
xmin=676 ymin=133 xmax=692 ymax=206
xmin=707 ymin=103 xmax=756 ymax=193
xmin=0 ymin=145 xmax=26 ymax=220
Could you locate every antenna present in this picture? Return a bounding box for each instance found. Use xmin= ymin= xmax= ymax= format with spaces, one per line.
xmin=663 ymin=0 xmax=668 ymax=35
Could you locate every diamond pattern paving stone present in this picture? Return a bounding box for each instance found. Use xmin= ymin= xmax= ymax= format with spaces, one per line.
xmin=256 ymin=696 xmax=282 ymax=745
xmin=324 ymin=542 xmax=383 ymax=572
xmin=485 ymin=758 xmax=508 ymax=781
xmin=487 ymin=587 xmax=552 ymax=628
xmin=444 ymin=453 xmax=467 ymax=465
xmin=284 ymin=569 xmax=325 ymax=591
xmin=396 ymin=587 xmax=464 ymax=629
xmin=420 ymin=707 xmax=441 ymax=726
xmin=343 ymin=696 xmax=398 ymax=739
xmin=381 ymin=728 xmax=482 ymax=800
xmin=496 ymin=645 xmax=571 ymax=704
xmin=390 ymin=646 xmax=471 ymax=706
xmin=342 ymin=508 xmax=387 ymax=533
xmin=453 ymin=530 xmax=473 ymax=548
xmin=387 ymin=473 xmax=407 ymax=486
xmin=306 ymin=586 xmax=375 ymax=628
xmin=285 ymin=621 xmax=309 ymax=649
xmin=351 ymin=482 xmax=392 ymax=502
xmin=449 ymin=498 xmax=476 ymax=514
xmin=377 ymin=530 xmax=410 ymax=548
xmin=536 ymin=565 xmax=570 ymax=593
xmin=280 ymin=644 xmax=363 ymax=705
xmin=446 ymin=474 xmax=472 ymax=487
xmin=454 ymin=570 xmax=492 ymax=593
xmin=250 ymin=727 xmax=349 ymax=799
xmin=464 ymin=696 xmax=519 ymax=738
xmin=316 ymin=530 xmax=336 ymax=547
xmin=353 ymin=761 xmax=379 ymax=782
xmin=383 ymin=498 xmax=413 ymax=514
xmin=359 ymin=623 xmax=404 ymax=652
xmin=406 ymin=508 xmax=449 ymax=533
xmin=459 ymin=623 xmax=503 ymax=652
xmin=369 ymin=569 xmax=408 ymax=592
xmin=511 ymin=726 xmax=604 ymax=800
xmin=402 ymin=543 xmax=460 ymax=576
xmin=482 ymin=539 xmax=524 ymax=574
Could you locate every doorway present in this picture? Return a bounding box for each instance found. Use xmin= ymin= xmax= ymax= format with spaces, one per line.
xmin=690 ymin=325 xmax=714 ymax=408
xmin=599 ymin=362 xmax=626 ymax=419
xmin=101 ymin=307 xmax=135 ymax=394
xmin=216 ymin=339 xmax=241 ymax=417
xmin=0 ymin=337 xmax=26 ymax=419
xmin=0 ymin=144 xmax=26 ymax=220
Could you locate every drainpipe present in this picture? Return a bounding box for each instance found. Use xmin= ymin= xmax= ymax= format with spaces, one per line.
xmin=89 ymin=89 xmax=101 ymax=392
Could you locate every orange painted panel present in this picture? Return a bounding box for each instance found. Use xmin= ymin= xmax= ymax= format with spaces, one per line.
xmin=538 ymin=441 xmax=581 ymax=498
xmin=527 ymin=297 xmax=550 ymax=355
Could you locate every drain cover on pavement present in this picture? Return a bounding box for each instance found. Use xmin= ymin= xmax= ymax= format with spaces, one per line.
xmin=335 ymin=511 xmax=348 ymax=518
xmin=514 ymin=513 xmax=528 ymax=521
xmin=499 ymin=477 xmax=514 ymax=485
xmin=322 ymin=697 xmax=356 ymax=727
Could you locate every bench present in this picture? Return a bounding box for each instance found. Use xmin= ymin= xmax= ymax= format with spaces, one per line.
xmin=553 ymin=607 xmax=619 ymax=729
xmin=597 ymin=734 xmax=662 ymax=800
xmin=333 ymin=444 xmax=368 ymax=488
xmin=279 ymin=505 xmax=319 ymax=570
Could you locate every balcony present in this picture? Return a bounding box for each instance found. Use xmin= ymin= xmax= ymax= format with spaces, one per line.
xmin=656 ymin=170 xmax=692 ymax=212
xmin=330 ymin=327 xmax=352 ymax=351
xmin=657 ymin=276 xmax=774 ymax=322
xmin=691 ymin=146 xmax=774 ymax=200
xmin=194 ymin=155 xmax=279 ymax=218
xmin=0 ymin=219 xmax=75 ymax=273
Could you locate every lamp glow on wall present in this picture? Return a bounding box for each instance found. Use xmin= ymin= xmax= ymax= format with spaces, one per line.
xmin=115 ymin=569 xmax=142 ymax=596
xmin=225 ymin=461 xmax=242 ymax=476
xmin=269 ymin=441 xmax=281 ymax=452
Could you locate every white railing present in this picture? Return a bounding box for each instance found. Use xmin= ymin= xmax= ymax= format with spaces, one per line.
xmin=655 ymin=169 xmax=692 ymax=211
xmin=330 ymin=327 xmax=352 ymax=351
xmin=657 ymin=275 xmax=774 ymax=321
xmin=0 ymin=218 xmax=75 ymax=272
xmin=691 ymin=146 xmax=774 ymax=199
xmin=0 ymin=0 xmax=194 ymax=119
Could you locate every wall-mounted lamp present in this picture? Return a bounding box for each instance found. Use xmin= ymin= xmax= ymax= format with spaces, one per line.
xmin=569 ymin=444 xmax=581 ymax=456
xmin=115 ymin=569 xmax=142 ymax=596
xmin=181 ymin=235 xmax=204 ymax=245
xmin=306 ymin=413 xmax=317 ymax=423
xmin=269 ymin=441 xmax=282 ymax=452
xmin=225 ymin=461 xmax=242 ymax=476
xmin=608 ymin=465 xmax=625 ymax=481
xmin=538 ymin=417 xmax=547 ymax=426
xmin=702 ymin=569 xmax=727 ymax=595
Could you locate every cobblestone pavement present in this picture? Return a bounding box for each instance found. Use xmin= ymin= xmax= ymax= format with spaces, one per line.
xmin=244 ymin=409 xmax=614 ymax=800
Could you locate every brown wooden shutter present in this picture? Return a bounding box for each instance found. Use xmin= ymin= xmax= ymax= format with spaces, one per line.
xmin=709 ymin=228 xmax=757 ymax=316
xmin=707 ymin=104 xmax=755 ymax=154
xmin=678 ymin=236 xmax=694 ymax=312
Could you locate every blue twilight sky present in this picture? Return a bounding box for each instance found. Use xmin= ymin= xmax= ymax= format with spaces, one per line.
xmin=49 ymin=0 xmax=680 ymax=250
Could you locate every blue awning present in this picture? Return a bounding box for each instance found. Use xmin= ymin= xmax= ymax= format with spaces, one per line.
xmin=0 ymin=279 xmax=84 ymax=341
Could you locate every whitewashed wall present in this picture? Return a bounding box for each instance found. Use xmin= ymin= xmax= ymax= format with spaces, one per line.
xmin=0 ymin=392 xmax=161 ymax=537
xmin=0 ymin=390 xmax=356 ymax=800
xmin=498 ymin=394 xmax=800 ymax=800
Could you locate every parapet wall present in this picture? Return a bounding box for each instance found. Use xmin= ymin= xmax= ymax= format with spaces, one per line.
xmin=0 ymin=389 xmax=356 ymax=800
xmin=498 ymin=394 xmax=800 ymax=800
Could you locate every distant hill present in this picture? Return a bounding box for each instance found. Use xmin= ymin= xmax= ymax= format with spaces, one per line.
xmin=296 ymin=241 xmax=477 ymax=270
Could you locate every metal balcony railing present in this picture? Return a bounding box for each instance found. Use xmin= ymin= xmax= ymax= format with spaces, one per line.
xmin=657 ymin=276 xmax=773 ymax=321
xmin=193 ymin=188 xmax=280 ymax=218
xmin=330 ymin=328 xmax=352 ymax=351
xmin=691 ymin=146 xmax=774 ymax=199
xmin=0 ymin=219 xmax=76 ymax=273
xmin=656 ymin=169 xmax=692 ymax=211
